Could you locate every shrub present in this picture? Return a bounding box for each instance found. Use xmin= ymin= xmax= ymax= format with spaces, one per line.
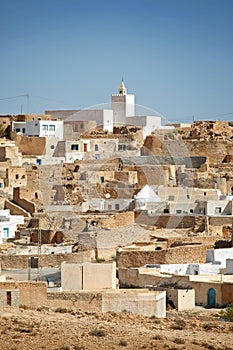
xmin=203 ymin=323 xmax=214 ymax=330
xmin=222 ymin=306 xmax=233 ymax=322
xmin=173 ymin=338 xmax=185 ymax=344
xmin=170 ymin=319 xmax=186 ymax=330
xmin=55 ymin=307 xmax=68 ymax=313
xmin=89 ymin=328 xmax=106 ymax=337
xmin=119 ymin=339 xmax=127 ymax=346
xmin=153 ymin=334 xmax=162 ymax=340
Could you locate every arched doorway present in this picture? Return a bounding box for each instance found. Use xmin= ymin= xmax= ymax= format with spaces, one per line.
xmin=207 ymin=288 xmax=216 ymax=307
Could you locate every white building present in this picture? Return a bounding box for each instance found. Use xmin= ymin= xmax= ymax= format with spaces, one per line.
xmin=13 ymin=120 xmax=64 ymax=141
xmin=46 ymin=109 xmax=113 ymax=133
xmin=0 ymin=209 xmax=24 ymax=244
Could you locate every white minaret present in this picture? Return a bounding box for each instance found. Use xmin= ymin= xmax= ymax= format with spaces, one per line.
xmin=111 ymin=80 xmax=135 ymax=125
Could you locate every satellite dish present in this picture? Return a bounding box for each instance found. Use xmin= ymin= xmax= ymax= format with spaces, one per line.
xmin=105 ymin=193 xmax=111 ymax=199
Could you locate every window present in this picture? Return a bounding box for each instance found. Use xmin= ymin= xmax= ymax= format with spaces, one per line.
xmin=74 ymin=123 xmax=79 ymax=132
xmin=215 ymin=207 xmax=222 ymax=214
xmin=100 ymin=176 xmax=104 ymax=183
xmin=94 ymin=144 xmax=99 ymax=151
xmin=15 ymin=174 xmax=19 ymax=180
xmin=49 ymin=125 xmax=55 ymax=131
xmin=190 ymin=209 xmax=194 ymax=213
xmin=168 ymin=195 xmax=175 ymax=201
xmin=15 ymin=128 xmax=20 ymax=133
xmin=118 ymin=144 xmax=126 ymax=151
xmin=50 ymin=145 xmax=55 ymax=149
xmin=22 ymin=128 xmax=25 ymax=133
xmin=80 ymin=123 xmax=84 ymax=129
xmin=3 ymin=227 xmax=9 ymax=238
xmin=42 ymin=125 xmax=48 ymax=131
xmin=0 ymin=183 xmax=3 ymax=188
xmin=176 ymin=210 xmax=182 ymax=214
xmin=108 ymin=205 xmax=112 ymax=210
xmin=71 ymin=144 xmax=79 ymax=151
xmin=204 ymin=192 xmax=206 ymax=196
xmin=115 ymin=204 xmax=120 ymax=210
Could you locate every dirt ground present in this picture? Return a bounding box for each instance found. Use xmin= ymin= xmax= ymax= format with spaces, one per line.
xmin=0 ymin=306 xmax=232 ymax=350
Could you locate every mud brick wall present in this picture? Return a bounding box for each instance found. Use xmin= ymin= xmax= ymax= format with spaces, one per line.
xmin=18 ymin=281 xmax=47 ymax=308
xmin=116 ymin=244 xmax=211 ymax=268
xmin=46 ymin=291 xmax=102 ymax=312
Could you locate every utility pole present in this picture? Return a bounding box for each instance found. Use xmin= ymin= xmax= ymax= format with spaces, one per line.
xmin=38 ymin=222 xmax=41 ymax=280
xmin=26 ymin=94 xmax=30 ymax=114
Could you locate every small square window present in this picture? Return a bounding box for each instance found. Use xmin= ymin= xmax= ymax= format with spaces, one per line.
xmin=49 ymin=125 xmax=55 ymax=131
xmin=215 ymin=207 xmax=222 ymax=214
xmin=42 ymin=125 xmax=48 ymax=131
xmin=71 ymin=144 xmax=79 ymax=151
xmin=168 ymin=195 xmax=175 ymax=201
xmin=3 ymin=227 xmax=9 ymax=238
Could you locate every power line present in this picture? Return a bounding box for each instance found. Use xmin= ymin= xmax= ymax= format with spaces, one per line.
xmin=0 ymin=94 xmax=28 ymax=101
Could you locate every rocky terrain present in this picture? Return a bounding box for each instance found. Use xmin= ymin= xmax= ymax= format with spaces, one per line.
xmin=0 ymin=306 xmax=232 ymax=350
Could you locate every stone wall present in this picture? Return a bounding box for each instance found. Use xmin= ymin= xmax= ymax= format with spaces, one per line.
xmin=46 ymin=291 xmax=102 ymax=312
xmin=0 ymin=251 xmax=95 ymax=269
xmin=135 ymin=213 xmax=198 ymax=228
xmin=12 ymin=134 xmax=46 ymax=155
xmin=99 ymin=211 xmax=134 ymax=229
xmin=0 ymin=282 xmax=19 ymax=307
xmin=117 ymin=244 xmax=211 ymax=268
xmin=29 ymin=229 xmax=63 ymax=244
xmin=13 ymin=187 xmax=36 ymax=214
xmin=5 ymin=199 xmax=30 ymax=217
xmin=0 ymin=281 xmax=46 ymax=308
xmin=221 ymin=282 xmax=233 ymax=305
xmin=18 ymin=281 xmax=47 ymax=308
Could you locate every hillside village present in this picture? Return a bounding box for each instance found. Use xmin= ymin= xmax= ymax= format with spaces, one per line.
xmin=0 ymin=81 xmax=233 ymax=330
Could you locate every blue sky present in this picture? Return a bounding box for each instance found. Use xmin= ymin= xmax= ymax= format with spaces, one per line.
xmin=0 ymin=0 xmax=233 ymax=123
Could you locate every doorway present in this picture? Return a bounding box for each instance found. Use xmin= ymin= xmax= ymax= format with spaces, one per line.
xmin=6 ymin=291 xmax=11 ymax=306
xmin=207 ymin=288 xmax=216 ymax=307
